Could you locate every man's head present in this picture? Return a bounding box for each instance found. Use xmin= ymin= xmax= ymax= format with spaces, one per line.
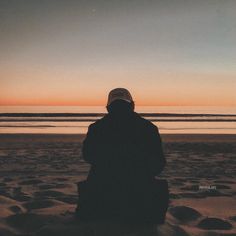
xmin=107 ymin=88 xmax=133 ymax=106
xmin=106 ymin=88 xmax=135 ymax=113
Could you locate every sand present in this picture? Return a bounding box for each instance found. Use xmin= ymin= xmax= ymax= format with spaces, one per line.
xmin=0 ymin=133 xmax=235 ymax=236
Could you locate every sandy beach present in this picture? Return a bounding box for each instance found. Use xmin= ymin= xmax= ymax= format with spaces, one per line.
xmin=0 ymin=133 xmax=235 ymax=236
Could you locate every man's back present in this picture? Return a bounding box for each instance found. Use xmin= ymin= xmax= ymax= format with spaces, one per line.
xmin=83 ymin=110 xmax=166 ymax=187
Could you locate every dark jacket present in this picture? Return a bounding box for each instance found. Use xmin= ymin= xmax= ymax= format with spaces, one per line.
xmin=82 ymin=110 xmax=166 ymax=187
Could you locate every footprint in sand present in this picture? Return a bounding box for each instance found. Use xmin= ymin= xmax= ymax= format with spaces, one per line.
xmin=54 ymin=177 xmax=68 ymax=182
xmin=38 ymin=184 xmax=56 ymax=190
xmin=56 ymin=195 xmax=78 ymax=204
xmin=11 ymin=187 xmax=32 ymax=202
xmin=54 ymin=183 xmax=71 ymax=188
xmin=23 ymin=199 xmax=57 ymax=210
xmin=19 ymin=179 xmax=44 ymax=185
xmin=197 ymin=217 xmax=232 ymax=230
xmin=34 ymin=190 xmax=66 ymax=199
xmin=0 ymin=187 xmax=11 ymax=198
xmin=168 ymin=206 xmax=202 ymax=222
xmin=38 ymin=183 xmax=72 ymax=190
xmin=8 ymin=205 xmax=25 ymax=214
xmin=33 ymin=189 xmax=77 ymax=204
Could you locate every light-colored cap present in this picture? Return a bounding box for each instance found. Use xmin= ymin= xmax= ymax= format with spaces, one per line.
xmin=107 ymin=88 xmax=133 ymax=106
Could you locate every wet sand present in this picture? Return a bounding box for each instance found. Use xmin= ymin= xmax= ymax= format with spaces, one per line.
xmin=0 ymin=134 xmax=235 ymax=236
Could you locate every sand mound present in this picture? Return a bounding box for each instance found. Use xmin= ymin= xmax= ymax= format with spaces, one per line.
xmin=0 ymin=208 xmax=14 ymax=218
xmin=56 ymin=195 xmax=78 ymax=204
xmin=197 ymin=217 xmax=232 ymax=230
xmin=0 ymin=195 xmax=16 ymax=205
xmin=169 ymin=206 xmax=201 ymax=222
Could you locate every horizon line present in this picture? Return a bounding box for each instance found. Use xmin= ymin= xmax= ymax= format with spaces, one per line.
xmin=1 ymin=104 xmax=236 ymax=107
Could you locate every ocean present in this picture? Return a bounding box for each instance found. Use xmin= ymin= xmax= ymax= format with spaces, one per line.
xmin=0 ymin=106 xmax=236 ymax=134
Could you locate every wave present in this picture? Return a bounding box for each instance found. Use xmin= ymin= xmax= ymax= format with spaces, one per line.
xmin=0 ymin=118 xmax=236 ymax=122
xmin=1 ymin=125 xmax=236 ymax=130
xmin=0 ymin=112 xmax=236 ymax=123
xmin=0 ymin=125 xmax=87 ymax=128
xmin=1 ymin=112 xmax=236 ymax=117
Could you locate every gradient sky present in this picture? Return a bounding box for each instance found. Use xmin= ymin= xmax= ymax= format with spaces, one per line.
xmin=1 ymin=0 xmax=236 ymax=106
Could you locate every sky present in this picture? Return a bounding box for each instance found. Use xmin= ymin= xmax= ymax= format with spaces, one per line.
xmin=0 ymin=0 xmax=236 ymax=106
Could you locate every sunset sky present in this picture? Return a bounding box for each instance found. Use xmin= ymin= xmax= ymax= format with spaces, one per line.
xmin=1 ymin=0 xmax=236 ymax=106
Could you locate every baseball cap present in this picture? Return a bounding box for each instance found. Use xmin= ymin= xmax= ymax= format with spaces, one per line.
xmin=107 ymin=88 xmax=133 ymax=106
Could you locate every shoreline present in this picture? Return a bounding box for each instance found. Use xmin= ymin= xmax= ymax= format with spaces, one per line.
xmin=1 ymin=133 xmax=236 ymax=143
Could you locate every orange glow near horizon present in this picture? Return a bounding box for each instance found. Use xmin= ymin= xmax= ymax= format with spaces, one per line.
xmin=1 ymin=92 xmax=236 ymax=107
xmin=0 ymin=90 xmax=234 ymax=106
xmin=1 ymin=68 xmax=236 ymax=107
xmin=1 ymin=1 xmax=236 ymax=107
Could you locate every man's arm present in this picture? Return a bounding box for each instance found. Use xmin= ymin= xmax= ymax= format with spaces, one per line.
xmin=82 ymin=124 xmax=98 ymax=165
xmin=148 ymin=125 xmax=166 ymax=176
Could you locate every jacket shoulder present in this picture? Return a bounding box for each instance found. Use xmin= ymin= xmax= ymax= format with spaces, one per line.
xmin=134 ymin=113 xmax=159 ymax=131
xmin=87 ymin=114 xmax=109 ymax=130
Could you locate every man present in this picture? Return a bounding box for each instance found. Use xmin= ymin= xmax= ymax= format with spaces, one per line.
xmin=77 ymin=88 xmax=167 ymax=224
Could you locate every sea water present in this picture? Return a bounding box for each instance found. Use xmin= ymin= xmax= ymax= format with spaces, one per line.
xmin=0 ymin=106 xmax=236 ymax=134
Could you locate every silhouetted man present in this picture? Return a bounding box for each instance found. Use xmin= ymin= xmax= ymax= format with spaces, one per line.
xmin=77 ymin=88 xmax=168 ymax=224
